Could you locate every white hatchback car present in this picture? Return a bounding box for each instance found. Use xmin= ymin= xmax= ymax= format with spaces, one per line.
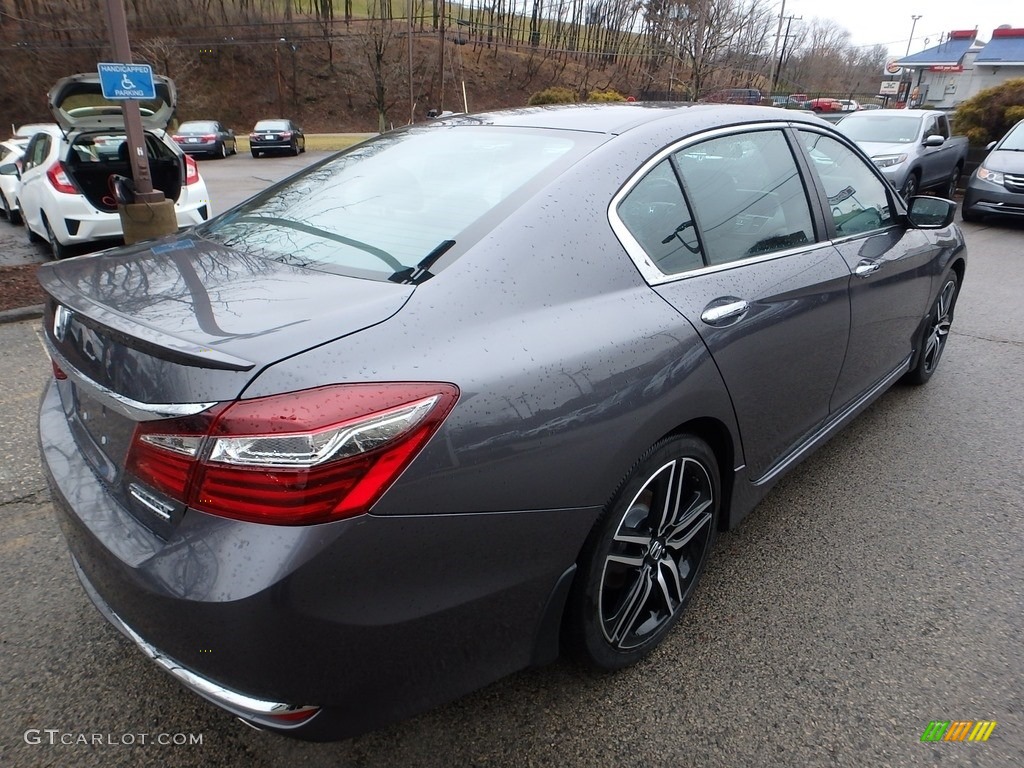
xmin=0 ymin=137 xmax=30 ymax=224
xmin=17 ymin=73 xmax=211 ymax=259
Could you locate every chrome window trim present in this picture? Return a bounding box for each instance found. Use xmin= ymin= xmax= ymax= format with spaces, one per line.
xmin=608 ymin=121 xmax=822 ymax=286
xmin=45 ymin=337 xmax=216 ymax=421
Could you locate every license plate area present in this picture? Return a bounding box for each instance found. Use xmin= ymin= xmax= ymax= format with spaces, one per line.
xmin=71 ymin=385 xmax=136 ymax=483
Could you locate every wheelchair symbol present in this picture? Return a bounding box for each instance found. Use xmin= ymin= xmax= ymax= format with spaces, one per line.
xmin=120 ymin=73 xmax=135 ymax=90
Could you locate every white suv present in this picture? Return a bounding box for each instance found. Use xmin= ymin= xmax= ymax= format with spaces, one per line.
xmin=17 ymin=73 xmax=211 ymax=259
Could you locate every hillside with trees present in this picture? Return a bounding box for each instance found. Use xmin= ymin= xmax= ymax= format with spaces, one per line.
xmin=0 ymin=0 xmax=890 ymax=133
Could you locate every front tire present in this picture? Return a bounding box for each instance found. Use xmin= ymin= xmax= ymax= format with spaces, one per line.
xmin=961 ymin=205 xmax=982 ymax=223
xmin=565 ymin=435 xmax=719 ymax=670
xmin=904 ymin=271 xmax=959 ymax=385
xmin=1 ymin=191 xmax=20 ymax=225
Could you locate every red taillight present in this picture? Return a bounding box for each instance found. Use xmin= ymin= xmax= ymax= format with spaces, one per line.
xmin=279 ymin=131 xmax=293 ymax=138
xmin=184 ymin=154 xmax=200 ymax=186
xmin=46 ymin=162 xmax=77 ymax=195
xmin=125 ymin=383 xmax=459 ymax=525
xmin=172 ymin=135 xmax=185 ymax=143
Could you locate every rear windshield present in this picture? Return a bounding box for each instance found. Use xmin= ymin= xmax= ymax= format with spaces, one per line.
xmin=178 ymin=121 xmax=217 ymax=133
xmin=254 ymin=120 xmax=291 ymax=131
xmin=196 ymin=126 xmax=584 ymax=282
xmin=837 ymin=115 xmax=921 ymax=144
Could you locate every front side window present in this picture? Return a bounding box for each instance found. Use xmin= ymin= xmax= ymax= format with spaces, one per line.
xmin=799 ymin=131 xmax=894 ymax=237
xmin=674 ymin=130 xmax=816 ymax=266
xmin=198 ymin=127 xmax=581 ymax=281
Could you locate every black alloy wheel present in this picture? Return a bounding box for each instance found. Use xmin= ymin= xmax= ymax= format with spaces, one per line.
xmin=566 ymin=434 xmax=719 ymax=670
xmin=905 ymin=271 xmax=959 ymax=385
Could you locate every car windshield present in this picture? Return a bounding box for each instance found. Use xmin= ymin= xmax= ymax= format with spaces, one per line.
xmin=179 ymin=121 xmax=217 ymax=133
xmin=197 ymin=126 xmax=582 ymax=282
xmin=837 ymin=115 xmax=921 ymax=143
xmin=254 ymin=120 xmax=291 ymax=131
xmin=998 ymin=122 xmax=1024 ymax=151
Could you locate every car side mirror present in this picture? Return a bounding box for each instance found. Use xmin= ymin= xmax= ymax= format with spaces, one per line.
xmin=985 ymin=140 xmax=996 ymax=151
xmin=923 ymin=134 xmax=945 ymax=147
xmin=906 ymin=196 xmax=956 ymax=228
xmin=0 ymin=162 xmax=18 ymax=179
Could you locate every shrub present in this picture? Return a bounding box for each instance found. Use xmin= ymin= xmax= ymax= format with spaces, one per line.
xmin=527 ymin=87 xmax=577 ymax=106
xmin=953 ymin=78 xmax=1024 ymax=146
xmin=587 ymin=90 xmax=625 ymax=102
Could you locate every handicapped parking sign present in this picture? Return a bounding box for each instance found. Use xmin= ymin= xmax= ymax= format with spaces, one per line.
xmin=97 ymin=62 xmax=156 ymax=100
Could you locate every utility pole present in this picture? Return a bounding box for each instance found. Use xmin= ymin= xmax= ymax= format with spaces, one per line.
xmin=769 ymin=0 xmax=788 ymax=96
xmin=903 ymin=15 xmax=922 ymax=107
xmin=772 ymin=15 xmax=802 ymax=94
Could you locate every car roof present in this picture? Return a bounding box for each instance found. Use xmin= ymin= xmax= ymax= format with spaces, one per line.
xmin=430 ymin=103 xmax=828 ymax=135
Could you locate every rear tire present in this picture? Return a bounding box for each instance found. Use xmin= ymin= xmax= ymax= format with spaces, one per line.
xmin=943 ymin=166 xmax=961 ymax=199
xmin=290 ymin=141 xmax=299 ymax=156
xmin=904 ymin=271 xmax=959 ymax=385
xmin=44 ymin=217 xmax=70 ymax=260
xmin=564 ymin=434 xmax=719 ymax=671
xmin=251 ymin=149 xmax=260 ymax=158
xmin=900 ymin=172 xmax=919 ymax=201
xmin=219 ymin=142 xmax=228 ymax=159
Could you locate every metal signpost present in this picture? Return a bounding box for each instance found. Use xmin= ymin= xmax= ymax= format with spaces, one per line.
xmin=101 ymin=0 xmax=176 ymax=242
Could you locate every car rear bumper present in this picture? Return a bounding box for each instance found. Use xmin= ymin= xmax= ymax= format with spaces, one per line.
xmin=49 ymin=192 xmax=211 ymax=245
xmin=251 ymin=141 xmax=294 ymax=151
xmin=179 ymin=141 xmax=219 ymax=155
xmin=39 ymin=381 xmax=597 ymax=739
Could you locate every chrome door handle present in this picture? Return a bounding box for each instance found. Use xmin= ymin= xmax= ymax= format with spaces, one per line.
xmin=855 ymin=261 xmax=881 ymax=277
xmin=701 ymin=300 xmax=749 ymax=325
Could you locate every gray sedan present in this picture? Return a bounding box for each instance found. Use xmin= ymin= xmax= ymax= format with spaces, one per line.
xmin=171 ymin=119 xmax=237 ymax=159
xmin=37 ymin=104 xmax=965 ymax=741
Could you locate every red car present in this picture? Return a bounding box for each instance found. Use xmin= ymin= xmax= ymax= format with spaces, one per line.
xmin=806 ymin=98 xmax=843 ymax=113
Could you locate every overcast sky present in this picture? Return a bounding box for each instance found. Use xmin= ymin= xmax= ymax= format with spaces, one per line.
xmin=778 ymin=0 xmax=1017 ymax=56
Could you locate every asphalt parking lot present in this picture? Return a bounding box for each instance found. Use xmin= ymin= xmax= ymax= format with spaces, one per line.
xmin=1 ymin=154 xmax=1022 ymax=767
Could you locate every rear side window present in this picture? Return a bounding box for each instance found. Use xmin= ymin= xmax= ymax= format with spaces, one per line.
xmin=199 ymin=127 xmax=580 ymax=281
xmin=674 ymin=130 xmax=815 ymax=266
xmin=617 ymin=159 xmax=703 ymax=275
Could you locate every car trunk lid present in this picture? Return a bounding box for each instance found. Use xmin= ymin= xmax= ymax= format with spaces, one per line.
xmin=48 ymin=72 xmax=175 ymax=132
xmin=39 ymin=235 xmax=414 ymax=405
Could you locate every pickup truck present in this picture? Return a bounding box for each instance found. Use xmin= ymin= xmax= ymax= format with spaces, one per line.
xmin=835 ymin=109 xmax=969 ymax=199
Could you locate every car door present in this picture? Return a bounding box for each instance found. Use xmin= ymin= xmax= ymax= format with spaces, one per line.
xmin=612 ymin=127 xmax=851 ymax=481
xmin=795 ymin=128 xmax=937 ymax=411
xmin=17 ymin=132 xmax=56 ymax=237
xmin=919 ymin=114 xmax=956 ymax=189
